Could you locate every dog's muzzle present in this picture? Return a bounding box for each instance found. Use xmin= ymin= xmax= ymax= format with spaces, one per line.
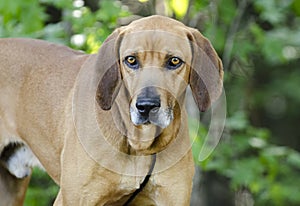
xmin=130 ymin=88 xmax=173 ymax=128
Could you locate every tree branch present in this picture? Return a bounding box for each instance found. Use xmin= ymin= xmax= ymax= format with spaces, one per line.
xmin=222 ymin=0 xmax=248 ymax=70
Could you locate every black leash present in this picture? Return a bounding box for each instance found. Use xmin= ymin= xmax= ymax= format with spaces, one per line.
xmin=123 ymin=153 xmax=157 ymax=206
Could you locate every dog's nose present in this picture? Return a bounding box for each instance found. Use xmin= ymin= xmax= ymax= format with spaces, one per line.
xmin=136 ymin=98 xmax=161 ymax=117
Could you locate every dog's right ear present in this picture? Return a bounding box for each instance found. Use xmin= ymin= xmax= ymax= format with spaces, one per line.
xmin=95 ymin=29 xmax=123 ymax=110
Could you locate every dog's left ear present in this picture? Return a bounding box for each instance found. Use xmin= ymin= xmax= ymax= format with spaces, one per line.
xmin=187 ymin=28 xmax=224 ymax=112
xmin=95 ymin=29 xmax=123 ymax=110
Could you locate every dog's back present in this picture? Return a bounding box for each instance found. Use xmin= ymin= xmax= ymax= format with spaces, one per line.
xmin=0 ymin=38 xmax=87 ymax=148
xmin=0 ymin=38 xmax=89 ymax=205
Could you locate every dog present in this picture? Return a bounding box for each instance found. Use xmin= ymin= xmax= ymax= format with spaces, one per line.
xmin=0 ymin=15 xmax=223 ymax=205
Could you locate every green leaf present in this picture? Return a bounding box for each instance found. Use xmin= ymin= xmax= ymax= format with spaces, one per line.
xmin=287 ymin=150 xmax=300 ymax=169
xmin=226 ymin=111 xmax=249 ymax=131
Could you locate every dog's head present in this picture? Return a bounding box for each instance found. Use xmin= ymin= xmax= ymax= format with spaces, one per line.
xmin=95 ymin=15 xmax=223 ymax=150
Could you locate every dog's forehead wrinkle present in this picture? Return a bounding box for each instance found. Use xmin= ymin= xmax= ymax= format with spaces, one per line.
xmin=137 ymin=52 xmax=165 ymax=67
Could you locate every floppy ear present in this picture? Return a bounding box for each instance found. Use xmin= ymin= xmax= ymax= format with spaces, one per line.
xmin=188 ymin=28 xmax=224 ymax=112
xmin=95 ymin=29 xmax=123 ymax=110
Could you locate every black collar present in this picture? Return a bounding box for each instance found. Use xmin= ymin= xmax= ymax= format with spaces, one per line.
xmin=123 ymin=153 xmax=157 ymax=206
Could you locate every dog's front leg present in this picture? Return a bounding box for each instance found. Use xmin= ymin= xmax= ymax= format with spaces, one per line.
xmin=0 ymin=164 xmax=31 ymax=206
xmin=152 ymin=150 xmax=195 ymax=206
xmin=53 ymin=190 xmax=62 ymax=206
xmin=57 ymin=127 xmax=122 ymax=206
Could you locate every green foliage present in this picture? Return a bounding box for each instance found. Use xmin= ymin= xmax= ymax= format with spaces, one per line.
xmin=25 ymin=168 xmax=59 ymax=206
xmin=188 ymin=0 xmax=300 ymax=204
xmin=194 ymin=112 xmax=300 ymax=205
xmin=67 ymin=0 xmax=130 ymax=53
xmin=168 ymin=0 xmax=189 ymax=18
xmin=0 ymin=0 xmax=46 ymax=37
xmin=0 ymin=0 xmax=130 ymax=52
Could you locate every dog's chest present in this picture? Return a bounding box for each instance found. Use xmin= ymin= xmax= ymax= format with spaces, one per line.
xmin=116 ymin=175 xmax=158 ymax=204
xmin=119 ymin=175 xmax=145 ymax=192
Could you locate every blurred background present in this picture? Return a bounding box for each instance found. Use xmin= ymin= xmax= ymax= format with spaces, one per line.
xmin=1 ymin=0 xmax=300 ymax=205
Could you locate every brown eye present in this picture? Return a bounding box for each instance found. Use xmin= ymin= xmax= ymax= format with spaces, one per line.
xmin=125 ymin=56 xmax=139 ymax=69
xmin=171 ymin=57 xmax=180 ymax=65
xmin=167 ymin=57 xmax=183 ymax=70
xmin=127 ymin=56 xmax=136 ymax=64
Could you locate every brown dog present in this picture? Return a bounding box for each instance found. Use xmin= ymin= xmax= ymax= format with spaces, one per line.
xmin=0 ymin=15 xmax=223 ymax=205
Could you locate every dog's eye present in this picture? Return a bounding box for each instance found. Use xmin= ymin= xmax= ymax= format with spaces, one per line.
xmin=166 ymin=57 xmax=183 ymax=70
xmin=125 ymin=56 xmax=139 ymax=69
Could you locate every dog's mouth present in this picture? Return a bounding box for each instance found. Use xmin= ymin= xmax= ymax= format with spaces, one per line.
xmin=128 ymin=103 xmax=174 ymax=151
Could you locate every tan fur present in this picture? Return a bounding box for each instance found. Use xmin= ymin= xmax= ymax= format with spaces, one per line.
xmin=0 ymin=164 xmax=30 ymax=206
xmin=0 ymin=15 xmax=223 ymax=205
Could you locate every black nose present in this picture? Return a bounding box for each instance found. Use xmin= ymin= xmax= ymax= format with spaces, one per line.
xmin=136 ymin=98 xmax=161 ymax=117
